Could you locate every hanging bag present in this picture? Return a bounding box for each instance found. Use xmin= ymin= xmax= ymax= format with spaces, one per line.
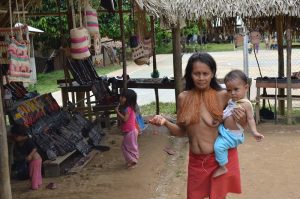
xmin=84 ymin=3 xmax=100 ymax=36
xmin=70 ymin=27 xmax=91 ymax=59
xmin=70 ymin=0 xmax=91 ymax=60
xmin=8 ymin=38 xmax=31 ymax=81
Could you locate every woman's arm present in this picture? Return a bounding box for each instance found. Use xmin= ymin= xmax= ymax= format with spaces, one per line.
xmin=149 ymin=115 xmax=186 ymax=137
xmin=149 ymin=93 xmax=186 ymax=137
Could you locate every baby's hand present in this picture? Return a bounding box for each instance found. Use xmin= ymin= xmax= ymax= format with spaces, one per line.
xmin=253 ymin=132 xmax=264 ymax=142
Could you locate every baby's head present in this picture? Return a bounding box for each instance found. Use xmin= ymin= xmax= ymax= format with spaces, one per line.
xmin=224 ymin=70 xmax=249 ymax=101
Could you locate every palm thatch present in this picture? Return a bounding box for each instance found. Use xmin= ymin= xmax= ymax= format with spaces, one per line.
xmin=0 ymin=0 xmax=42 ymax=27
xmin=139 ymin=0 xmax=300 ymax=31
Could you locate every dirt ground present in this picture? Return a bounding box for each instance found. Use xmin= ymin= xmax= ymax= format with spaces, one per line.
xmin=11 ymin=122 xmax=300 ymax=199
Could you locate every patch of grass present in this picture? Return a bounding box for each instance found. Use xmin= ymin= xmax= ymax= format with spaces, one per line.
xmin=95 ymin=65 xmax=122 ymax=76
xmin=140 ymin=102 xmax=176 ymax=116
xmin=28 ymin=64 xmax=122 ymax=94
xmin=28 ymin=70 xmax=65 ymax=94
xmin=205 ymin=43 xmax=235 ymax=52
xmin=176 ymin=170 xmax=183 ymax=177
xmin=156 ymin=42 xmax=173 ymax=54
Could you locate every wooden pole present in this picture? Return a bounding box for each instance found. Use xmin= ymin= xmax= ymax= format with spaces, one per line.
xmin=276 ymin=15 xmax=285 ymax=115
xmin=286 ymin=16 xmax=292 ymax=124
xmin=68 ymin=0 xmax=76 ymax=29
xmin=118 ymin=0 xmax=127 ymax=89
xmin=150 ymin=16 xmax=159 ymax=114
xmin=172 ymin=22 xmax=183 ymax=109
xmin=0 ymin=88 xmax=12 ymax=199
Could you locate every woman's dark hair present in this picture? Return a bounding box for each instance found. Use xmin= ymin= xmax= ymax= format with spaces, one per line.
xmin=184 ymin=52 xmax=222 ymax=90
xmin=120 ymin=89 xmax=137 ymax=111
xmin=224 ymin=69 xmax=248 ymax=85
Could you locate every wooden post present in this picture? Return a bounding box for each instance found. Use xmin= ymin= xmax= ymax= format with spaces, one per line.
xmin=172 ymin=22 xmax=183 ymax=109
xmin=150 ymin=16 xmax=159 ymax=114
xmin=276 ymin=15 xmax=285 ymax=115
xmin=286 ymin=16 xmax=292 ymax=124
xmin=118 ymin=0 xmax=127 ymax=90
xmin=0 ymin=91 xmax=12 ymax=199
xmin=70 ymin=0 xmax=76 ymax=29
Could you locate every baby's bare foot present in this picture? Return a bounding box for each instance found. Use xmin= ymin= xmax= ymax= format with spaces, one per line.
xmin=213 ymin=166 xmax=228 ymax=178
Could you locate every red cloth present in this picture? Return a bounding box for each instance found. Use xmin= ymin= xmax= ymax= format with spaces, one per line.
xmin=187 ymin=148 xmax=241 ymax=199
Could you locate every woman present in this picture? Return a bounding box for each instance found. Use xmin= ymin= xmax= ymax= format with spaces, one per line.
xmin=149 ymin=52 xmax=246 ymax=199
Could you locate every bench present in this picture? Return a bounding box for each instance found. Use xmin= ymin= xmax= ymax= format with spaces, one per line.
xmin=43 ymin=150 xmax=77 ymax=177
xmin=255 ymin=77 xmax=300 ymax=123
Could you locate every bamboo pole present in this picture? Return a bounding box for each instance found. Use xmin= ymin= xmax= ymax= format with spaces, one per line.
xmin=0 ymin=86 xmax=12 ymax=199
xmin=118 ymin=0 xmax=127 ymax=89
xmin=172 ymin=22 xmax=183 ymax=109
xmin=286 ymin=16 xmax=292 ymax=124
xmin=276 ymin=15 xmax=285 ymax=115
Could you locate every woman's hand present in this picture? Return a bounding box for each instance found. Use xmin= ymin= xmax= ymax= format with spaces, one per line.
xmin=232 ymin=106 xmax=247 ymax=127
xmin=149 ymin=115 xmax=167 ymax=126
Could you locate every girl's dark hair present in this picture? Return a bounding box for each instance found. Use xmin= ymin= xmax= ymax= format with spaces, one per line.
xmin=120 ymin=89 xmax=137 ymax=111
xmin=184 ymin=52 xmax=222 ymax=91
xmin=224 ymin=70 xmax=248 ymax=85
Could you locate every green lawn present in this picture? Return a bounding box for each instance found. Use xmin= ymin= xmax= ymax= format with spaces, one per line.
xmin=140 ymin=102 xmax=176 ymax=116
xmin=28 ymin=65 xmax=122 ymax=94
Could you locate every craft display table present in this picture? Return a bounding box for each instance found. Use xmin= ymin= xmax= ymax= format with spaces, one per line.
xmin=57 ymin=80 xmax=93 ymax=120
xmin=57 ymin=79 xmax=117 ymax=124
xmin=255 ymin=77 xmax=300 ymax=123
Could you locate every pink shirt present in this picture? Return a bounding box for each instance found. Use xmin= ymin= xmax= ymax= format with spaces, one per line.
xmin=121 ymin=106 xmax=136 ymax=132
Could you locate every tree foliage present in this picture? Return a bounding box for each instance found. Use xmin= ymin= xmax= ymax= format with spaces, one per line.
xmin=27 ymin=0 xmax=204 ymax=56
xmin=28 ymin=0 xmax=68 ymax=56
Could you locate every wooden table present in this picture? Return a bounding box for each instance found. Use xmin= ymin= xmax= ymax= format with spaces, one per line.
xmin=116 ymin=78 xmax=175 ymax=114
xmin=255 ymin=77 xmax=300 ymax=123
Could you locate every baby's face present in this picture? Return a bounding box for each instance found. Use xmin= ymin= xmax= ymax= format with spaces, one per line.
xmin=225 ymin=78 xmax=248 ymax=101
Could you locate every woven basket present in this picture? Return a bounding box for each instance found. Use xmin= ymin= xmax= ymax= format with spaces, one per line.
xmin=134 ymin=57 xmax=149 ymax=65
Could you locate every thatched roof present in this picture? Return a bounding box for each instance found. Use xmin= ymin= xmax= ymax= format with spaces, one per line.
xmin=0 ymin=0 xmax=41 ymax=27
xmin=139 ymin=0 xmax=300 ymax=29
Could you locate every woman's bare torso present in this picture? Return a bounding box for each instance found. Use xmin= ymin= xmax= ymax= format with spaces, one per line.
xmin=183 ymin=90 xmax=228 ymax=154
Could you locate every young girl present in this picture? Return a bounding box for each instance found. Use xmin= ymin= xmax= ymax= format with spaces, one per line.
xmin=12 ymin=124 xmax=43 ymax=190
xmin=115 ymin=89 xmax=139 ymax=169
xmin=213 ymin=70 xmax=264 ymax=178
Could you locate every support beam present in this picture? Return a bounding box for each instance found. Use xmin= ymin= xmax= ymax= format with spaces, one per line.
xmin=276 ymin=15 xmax=285 ymax=115
xmin=150 ymin=16 xmax=160 ymax=114
xmin=286 ymin=16 xmax=292 ymax=124
xmin=118 ymin=0 xmax=127 ymax=89
xmin=172 ymin=22 xmax=183 ymax=109
xmin=0 ymin=83 xmax=12 ymax=199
